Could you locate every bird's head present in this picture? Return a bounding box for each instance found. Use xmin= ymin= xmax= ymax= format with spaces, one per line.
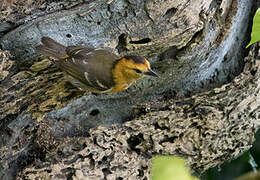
xmin=115 ymin=55 xmax=158 ymax=81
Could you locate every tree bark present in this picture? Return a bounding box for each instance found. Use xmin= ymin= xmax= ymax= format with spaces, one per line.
xmin=0 ymin=0 xmax=259 ymax=179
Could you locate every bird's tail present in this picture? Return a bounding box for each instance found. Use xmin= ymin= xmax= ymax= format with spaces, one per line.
xmin=36 ymin=37 xmax=68 ymax=59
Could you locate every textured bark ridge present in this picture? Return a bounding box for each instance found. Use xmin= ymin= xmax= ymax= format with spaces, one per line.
xmin=0 ymin=0 xmax=259 ymax=179
xmin=11 ymin=44 xmax=260 ymax=179
xmin=0 ymin=0 xmax=254 ymax=135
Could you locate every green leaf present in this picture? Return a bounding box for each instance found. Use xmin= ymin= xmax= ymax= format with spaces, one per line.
xmin=247 ymin=8 xmax=260 ymax=48
xmin=151 ymin=156 xmax=199 ymax=180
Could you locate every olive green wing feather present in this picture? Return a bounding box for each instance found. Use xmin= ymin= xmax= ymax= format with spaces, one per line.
xmin=84 ymin=50 xmax=119 ymax=89
xmin=57 ymin=46 xmax=119 ymax=92
xmin=66 ymin=45 xmax=94 ymax=59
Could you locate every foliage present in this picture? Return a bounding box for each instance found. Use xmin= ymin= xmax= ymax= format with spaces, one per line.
xmin=247 ymin=8 xmax=260 ymax=47
xmin=152 ymin=156 xmax=198 ymax=180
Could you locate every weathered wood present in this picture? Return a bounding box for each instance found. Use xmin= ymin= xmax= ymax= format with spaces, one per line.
xmin=14 ymin=43 xmax=260 ymax=179
xmin=0 ymin=0 xmax=259 ymax=179
xmin=0 ymin=0 xmax=254 ymax=135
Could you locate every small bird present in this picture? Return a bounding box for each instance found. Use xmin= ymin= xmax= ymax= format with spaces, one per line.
xmin=36 ymin=37 xmax=158 ymax=93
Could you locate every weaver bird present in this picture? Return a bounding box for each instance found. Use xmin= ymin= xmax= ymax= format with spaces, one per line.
xmin=36 ymin=37 xmax=158 ymax=93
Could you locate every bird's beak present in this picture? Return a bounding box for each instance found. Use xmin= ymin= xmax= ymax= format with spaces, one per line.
xmin=144 ymin=68 xmax=159 ymax=77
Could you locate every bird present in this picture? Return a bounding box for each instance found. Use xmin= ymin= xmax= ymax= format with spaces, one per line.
xmin=36 ymin=37 xmax=158 ymax=93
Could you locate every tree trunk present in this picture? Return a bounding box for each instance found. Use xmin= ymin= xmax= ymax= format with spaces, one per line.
xmin=0 ymin=0 xmax=259 ymax=179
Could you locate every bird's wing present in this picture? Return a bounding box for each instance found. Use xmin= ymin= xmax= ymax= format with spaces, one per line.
xmin=66 ymin=45 xmax=94 ymax=59
xmin=85 ymin=49 xmax=119 ymax=89
xmin=57 ymin=46 xmax=119 ymax=91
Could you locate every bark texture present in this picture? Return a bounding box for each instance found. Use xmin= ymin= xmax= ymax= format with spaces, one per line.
xmin=4 ymin=43 xmax=259 ymax=180
xmin=0 ymin=0 xmax=259 ymax=179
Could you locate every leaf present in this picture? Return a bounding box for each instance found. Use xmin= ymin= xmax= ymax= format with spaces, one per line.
xmin=151 ymin=156 xmax=199 ymax=180
xmin=247 ymin=8 xmax=260 ymax=48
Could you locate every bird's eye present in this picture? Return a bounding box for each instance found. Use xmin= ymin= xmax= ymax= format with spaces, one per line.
xmin=134 ymin=69 xmax=142 ymax=74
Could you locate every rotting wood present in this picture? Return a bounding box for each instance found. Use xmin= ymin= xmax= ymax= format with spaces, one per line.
xmin=0 ymin=0 xmax=259 ymax=179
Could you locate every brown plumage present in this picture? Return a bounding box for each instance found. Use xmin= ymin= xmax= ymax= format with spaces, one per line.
xmin=36 ymin=37 xmax=158 ymax=93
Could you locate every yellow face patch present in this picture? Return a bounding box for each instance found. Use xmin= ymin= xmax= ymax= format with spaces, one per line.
xmin=111 ymin=56 xmax=156 ymax=92
xmin=112 ymin=57 xmax=151 ymax=90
